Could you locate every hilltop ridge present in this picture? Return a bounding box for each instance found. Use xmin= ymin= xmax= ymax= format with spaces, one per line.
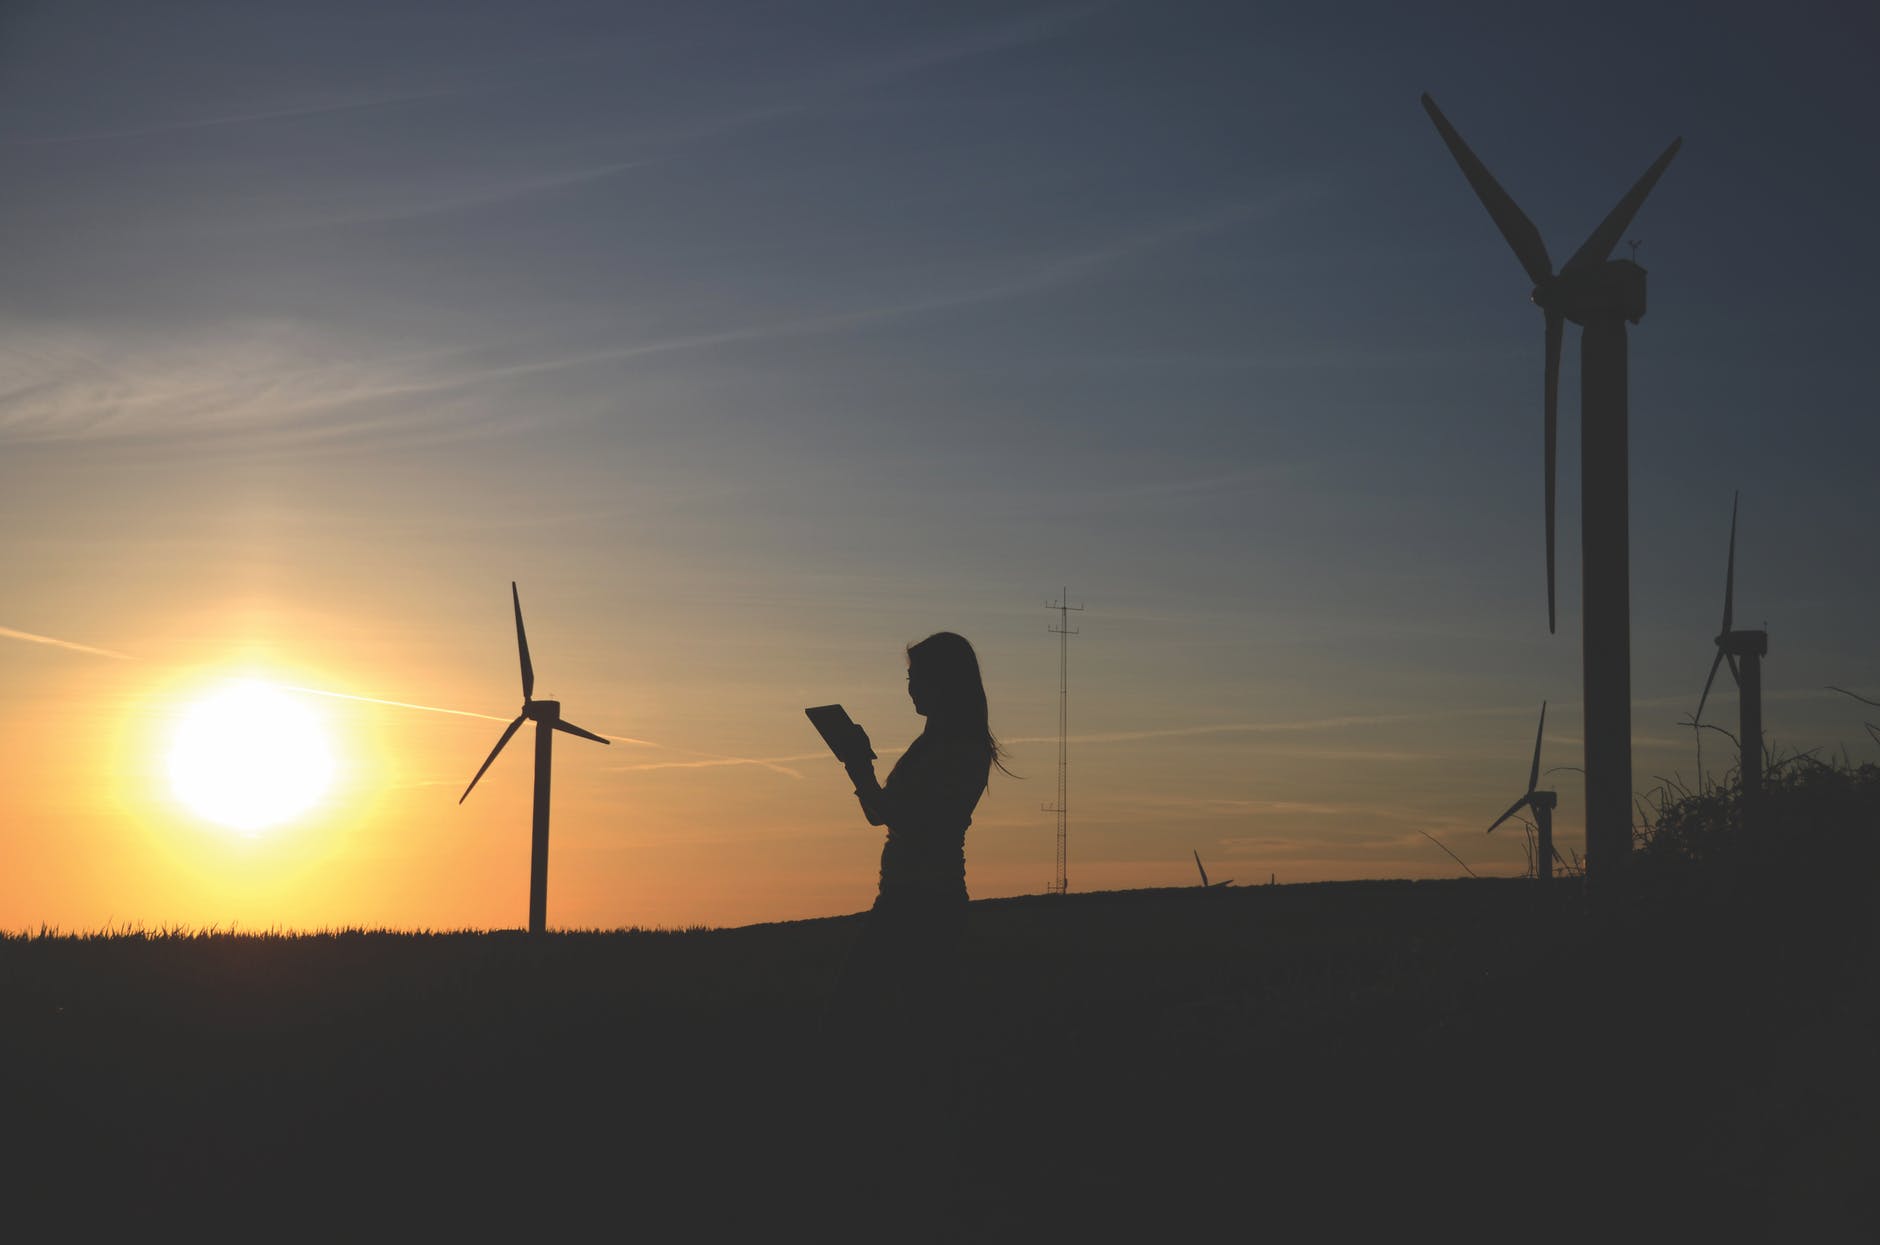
xmin=4 ymin=763 xmax=1874 ymax=1238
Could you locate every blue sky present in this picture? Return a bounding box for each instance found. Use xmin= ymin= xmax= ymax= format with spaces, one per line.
xmin=1 ymin=0 xmax=1876 ymax=927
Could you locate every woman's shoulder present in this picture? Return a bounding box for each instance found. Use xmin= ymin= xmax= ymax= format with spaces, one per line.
xmin=890 ymin=729 xmax=982 ymax=776
xmin=927 ymin=728 xmax=991 ymax=775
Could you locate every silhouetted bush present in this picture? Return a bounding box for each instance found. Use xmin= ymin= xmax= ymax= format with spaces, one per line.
xmin=1635 ymin=755 xmax=1880 ymax=916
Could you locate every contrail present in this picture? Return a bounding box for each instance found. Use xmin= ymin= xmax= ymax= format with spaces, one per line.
xmin=0 ymin=619 xmax=662 ymax=748
xmin=269 ymin=683 xmax=509 ymax=722
xmin=0 ymin=625 xmax=133 ymax=660
xmin=1002 ymin=708 xmax=1525 ymax=747
xmin=269 ymin=682 xmax=656 ymax=746
xmin=607 ymin=743 xmax=912 ymax=781
xmin=608 ymin=754 xmax=811 ymax=779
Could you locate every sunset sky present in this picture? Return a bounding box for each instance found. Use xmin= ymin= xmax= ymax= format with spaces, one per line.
xmin=3 ymin=1 xmax=1876 ymax=931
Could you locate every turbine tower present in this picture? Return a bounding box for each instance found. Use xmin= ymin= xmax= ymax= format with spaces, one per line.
xmin=1488 ymin=702 xmax=1559 ymax=882
xmin=1694 ymin=491 xmax=1767 ymax=819
xmin=460 ymin=582 xmax=610 ymax=934
xmin=1422 ymin=93 xmax=1681 ymax=896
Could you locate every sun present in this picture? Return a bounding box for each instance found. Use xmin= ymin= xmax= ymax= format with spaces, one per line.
xmin=167 ymin=681 xmax=336 ymax=832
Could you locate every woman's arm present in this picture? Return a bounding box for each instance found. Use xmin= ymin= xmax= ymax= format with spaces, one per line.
xmin=843 ymin=722 xmax=891 ymax=826
xmin=847 ymin=756 xmax=888 ymax=826
xmin=852 ymin=733 xmax=986 ymax=831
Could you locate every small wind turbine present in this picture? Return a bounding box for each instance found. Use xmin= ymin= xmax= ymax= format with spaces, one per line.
xmin=1192 ymin=850 xmax=1234 ymax=889
xmin=1488 ymin=702 xmax=1558 ymax=882
xmin=1694 ymin=492 xmax=1767 ymax=816
xmin=460 ymin=582 xmax=610 ymax=934
xmin=1422 ymin=93 xmax=1681 ymax=896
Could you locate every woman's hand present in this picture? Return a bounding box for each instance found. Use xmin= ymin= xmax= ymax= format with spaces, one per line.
xmin=844 ymin=722 xmax=874 ymax=766
xmin=844 ymin=723 xmax=884 ymax=823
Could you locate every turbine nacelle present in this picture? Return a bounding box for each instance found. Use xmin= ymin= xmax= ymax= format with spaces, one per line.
xmin=1489 ymin=788 xmax=1556 ymax=832
xmin=1717 ymin=629 xmax=1768 ymax=658
xmin=459 ymin=585 xmax=610 ymax=807
xmin=1532 ymin=260 xmax=1649 ymax=326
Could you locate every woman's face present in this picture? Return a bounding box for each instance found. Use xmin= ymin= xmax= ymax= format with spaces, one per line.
xmin=907 ymin=660 xmax=931 ymax=717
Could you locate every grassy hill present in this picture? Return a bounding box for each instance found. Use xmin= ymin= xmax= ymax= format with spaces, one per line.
xmin=4 ymin=762 xmax=1874 ymax=1239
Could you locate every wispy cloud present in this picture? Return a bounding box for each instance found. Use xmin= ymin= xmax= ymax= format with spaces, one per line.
xmin=250 ymin=160 xmax=650 ymax=232
xmin=569 ymin=3 xmax=1119 ymax=159
xmin=0 ymin=85 xmax=471 ymax=148
xmin=375 ymin=201 xmax=1272 ymax=385
xmin=0 ymin=324 xmax=497 ymax=448
xmin=1217 ymin=819 xmax=1486 ymax=860
xmin=1209 ymin=798 xmax=1415 ymax=819
xmin=824 ymin=2 xmax=1117 ymax=93
xmin=1253 ymin=746 xmax=1443 ymax=762
xmin=0 ymin=625 xmax=132 ymax=660
xmin=1004 ymin=704 xmax=1536 ymax=748
xmin=1086 ymin=467 xmax=1301 ymax=503
xmin=1132 ymin=793 xmax=1468 ymax=829
xmin=0 ymin=198 xmax=1266 ymax=449
xmin=1001 ymin=686 xmax=1880 ymax=754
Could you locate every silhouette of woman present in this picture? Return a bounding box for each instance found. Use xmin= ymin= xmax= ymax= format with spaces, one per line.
xmin=826 ymin=631 xmax=1006 ymax=1221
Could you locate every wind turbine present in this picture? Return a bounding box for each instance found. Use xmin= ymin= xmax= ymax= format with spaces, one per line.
xmin=1422 ymin=93 xmax=1681 ymax=896
xmin=1192 ymin=850 xmax=1234 ymax=889
xmin=460 ymin=582 xmax=610 ymax=934
xmin=1694 ymin=492 xmax=1767 ymax=816
xmin=1488 ymin=702 xmax=1559 ymax=882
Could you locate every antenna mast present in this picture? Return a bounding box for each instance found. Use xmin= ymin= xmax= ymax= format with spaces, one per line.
xmin=1044 ymin=588 xmax=1082 ymax=895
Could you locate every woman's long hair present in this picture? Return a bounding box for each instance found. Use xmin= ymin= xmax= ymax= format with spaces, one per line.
xmin=907 ymin=631 xmax=1013 ymax=778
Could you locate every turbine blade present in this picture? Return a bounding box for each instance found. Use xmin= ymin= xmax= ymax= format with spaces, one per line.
xmin=1420 ymin=93 xmax=1553 ymax=287
xmin=1527 ymin=701 xmax=1547 ymax=794
xmin=460 ymin=713 xmax=527 ymax=803
xmin=553 ymin=719 xmax=611 ymax=746
xmin=1193 ymin=849 xmax=1208 ymax=887
xmin=1695 ymin=648 xmax=1726 ymax=724
xmin=1726 ymin=651 xmax=1741 ymax=688
xmin=1544 ymin=310 xmax=1561 ymax=633
xmin=1488 ymin=794 xmax=1530 ymax=834
xmin=1722 ymin=491 xmax=1738 ymax=634
xmin=1560 ymin=136 xmax=1683 ymax=274
xmin=512 ymin=582 xmax=534 ymax=701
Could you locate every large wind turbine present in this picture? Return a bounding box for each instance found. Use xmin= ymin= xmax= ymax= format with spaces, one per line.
xmin=1488 ymin=702 xmax=1559 ymax=882
xmin=1694 ymin=492 xmax=1767 ymax=816
xmin=1192 ymin=850 xmax=1234 ymax=889
xmin=1422 ymin=93 xmax=1681 ymax=895
xmin=460 ymin=582 xmax=610 ymax=934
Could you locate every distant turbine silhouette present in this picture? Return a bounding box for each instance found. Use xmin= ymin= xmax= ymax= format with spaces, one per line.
xmin=1694 ymin=492 xmax=1767 ymax=817
xmin=1488 ymin=702 xmax=1558 ymax=882
xmin=460 ymin=582 xmax=609 ymax=934
xmin=1423 ymin=93 xmax=1680 ymax=896
xmin=1192 ymin=850 xmax=1234 ymax=889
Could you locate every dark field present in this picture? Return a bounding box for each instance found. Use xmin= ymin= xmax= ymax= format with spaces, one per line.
xmin=5 ymin=854 xmax=1874 ymax=1240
